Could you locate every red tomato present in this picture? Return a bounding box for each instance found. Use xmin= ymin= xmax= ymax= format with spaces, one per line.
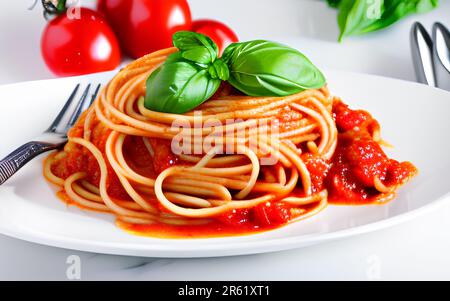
xmin=99 ymin=0 xmax=192 ymax=58
xmin=97 ymin=0 xmax=107 ymax=15
xmin=41 ymin=8 xmax=121 ymax=77
xmin=192 ymin=19 xmax=238 ymax=54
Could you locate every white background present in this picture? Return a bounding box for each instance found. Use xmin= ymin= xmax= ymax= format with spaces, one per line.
xmin=0 ymin=0 xmax=450 ymax=280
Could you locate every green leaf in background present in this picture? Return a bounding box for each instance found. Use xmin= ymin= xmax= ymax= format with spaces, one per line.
xmin=331 ymin=0 xmax=439 ymax=41
xmin=145 ymin=55 xmax=221 ymax=114
xmin=361 ymin=0 xmax=439 ymax=33
xmin=172 ymin=31 xmax=219 ymax=65
xmin=223 ymin=40 xmax=326 ymax=96
xmin=337 ymin=0 xmax=383 ymax=42
xmin=326 ymin=0 xmax=342 ymax=8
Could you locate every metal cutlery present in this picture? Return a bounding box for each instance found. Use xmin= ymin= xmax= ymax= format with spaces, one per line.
xmin=433 ymin=22 xmax=450 ymax=91
xmin=411 ymin=22 xmax=436 ymax=87
xmin=0 ymin=83 xmax=101 ymax=186
xmin=411 ymin=22 xmax=450 ymax=91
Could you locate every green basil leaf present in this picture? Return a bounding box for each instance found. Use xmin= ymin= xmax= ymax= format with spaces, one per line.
xmin=326 ymin=0 xmax=342 ymax=8
xmin=362 ymin=0 xmax=439 ymax=33
xmin=223 ymin=40 xmax=326 ymax=96
xmin=416 ymin=0 xmax=439 ymax=12
xmin=144 ymin=56 xmax=221 ymax=114
xmin=337 ymin=0 xmax=439 ymax=41
xmin=208 ymin=59 xmax=230 ymax=81
xmin=172 ymin=31 xmax=219 ymax=64
xmin=338 ymin=0 xmax=383 ymax=42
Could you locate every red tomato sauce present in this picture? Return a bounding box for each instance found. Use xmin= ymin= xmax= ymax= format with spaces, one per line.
xmin=117 ymin=201 xmax=321 ymax=238
xmin=306 ymin=101 xmax=417 ymax=205
xmin=50 ymin=101 xmax=417 ymax=238
xmin=51 ymin=115 xmax=179 ymax=201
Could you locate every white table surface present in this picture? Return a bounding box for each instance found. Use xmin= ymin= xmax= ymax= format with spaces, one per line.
xmin=0 ymin=0 xmax=450 ymax=280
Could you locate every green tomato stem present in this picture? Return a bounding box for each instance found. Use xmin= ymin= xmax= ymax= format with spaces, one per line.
xmin=42 ymin=0 xmax=67 ymax=20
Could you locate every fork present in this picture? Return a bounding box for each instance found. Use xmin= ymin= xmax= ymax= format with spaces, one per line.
xmin=0 ymin=83 xmax=101 ymax=186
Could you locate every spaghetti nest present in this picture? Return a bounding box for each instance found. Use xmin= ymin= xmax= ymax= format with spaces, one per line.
xmin=44 ymin=47 xmax=338 ymax=226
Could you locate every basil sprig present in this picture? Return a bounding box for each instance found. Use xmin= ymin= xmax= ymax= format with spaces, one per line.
xmin=145 ymin=31 xmax=229 ymax=114
xmin=144 ymin=31 xmax=326 ymax=114
xmin=172 ymin=31 xmax=219 ymax=65
xmin=222 ymin=40 xmax=326 ymax=96
xmin=327 ymin=0 xmax=439 ymax=42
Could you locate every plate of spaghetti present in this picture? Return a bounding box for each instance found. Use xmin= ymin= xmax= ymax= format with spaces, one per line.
xmin=0 ymin=34 xmax=449 ymax=257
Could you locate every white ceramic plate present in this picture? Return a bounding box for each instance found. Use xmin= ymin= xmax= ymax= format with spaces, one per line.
xmin=0 ymin=70 xmax=449 ymax=258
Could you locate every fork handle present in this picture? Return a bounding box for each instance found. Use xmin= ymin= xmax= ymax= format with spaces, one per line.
xmin=0 ymin=142 xmax=59 ymax=186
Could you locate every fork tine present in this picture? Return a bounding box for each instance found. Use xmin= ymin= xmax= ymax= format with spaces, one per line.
xmin=47 ymin=84 xmax=80 ymax=132
xmin=67 ymin=84 xmax=91 ymax=129
xmin=87 ymin=84 xmax=101 ymax=109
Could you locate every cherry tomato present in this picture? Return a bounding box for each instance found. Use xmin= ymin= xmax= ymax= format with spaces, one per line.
xmin=97 ymin=0 xmax=107 ymax=15
xmin=41 ymin=8 xmax=121 ymax=77
xmin=99 ymin=0 xmax=192 ymax=59
xmin=192 ymin=19 xmax=238 ymax=54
